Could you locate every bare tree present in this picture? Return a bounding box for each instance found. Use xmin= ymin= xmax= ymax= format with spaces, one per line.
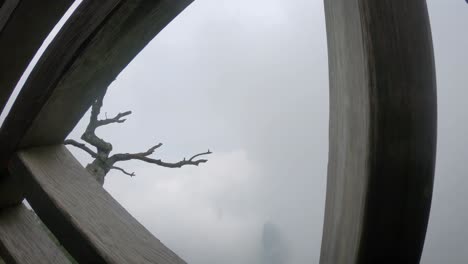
xmin=65 ymin=89 xmax=211 ymax=185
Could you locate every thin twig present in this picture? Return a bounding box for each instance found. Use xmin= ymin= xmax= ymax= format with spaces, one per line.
xmin=96 ymin=111 xmax=132 ymax=127
xmin=111 ymin=166 xmax=135 ymax=177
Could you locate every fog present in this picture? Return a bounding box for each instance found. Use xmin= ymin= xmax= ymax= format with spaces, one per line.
xmin=421 ymin=1 xmax=468 ymax=263
xmin=20 ymin=0 xmax=468 ymax=263
xmin=68 ymin=0 xmax=328 ymax=263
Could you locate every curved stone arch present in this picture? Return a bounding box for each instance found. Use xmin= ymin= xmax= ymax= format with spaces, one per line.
xmin=320 ymin=1 xmax=436 ymax=263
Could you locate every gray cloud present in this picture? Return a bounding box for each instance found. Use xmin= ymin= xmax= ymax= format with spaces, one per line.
xmin=0 ymin=0 xmax=462 ymax=262
xmin=69 ymin=0 xmax=327 ymax=263
xmin=64 ymin=0 xmax=468 ymax=263
xmin=422 ymin=1 xmax=468 ymax=263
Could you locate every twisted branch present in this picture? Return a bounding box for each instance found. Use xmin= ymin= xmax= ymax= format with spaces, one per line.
xmin=64 ymin=139 xmax=98 ymax=158
xmin=110 ymin=148 xmax=212 ymax=168
xmin=96 ymin=111 xmax=132 ymax=127
xmin=81 ymin=92 xmax=113 ymax=155
xmin=65 ymin=89 xmax=211 ymax=179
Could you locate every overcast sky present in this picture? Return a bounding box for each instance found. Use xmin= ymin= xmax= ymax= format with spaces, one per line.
xmin=2 ymin=0 xmax=467 ymax=263
xmin=421 ymin=1 xmax=468 ymax=263
xmin=67 ymin=0 xmax=328 ymax=263
xmin=65 ymin=0 xmax=328 ymax=263
xmin=67 ymin=0 xmax=468 ymax=263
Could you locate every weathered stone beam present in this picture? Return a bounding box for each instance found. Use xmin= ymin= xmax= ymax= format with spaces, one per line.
xmin=320 ymin=1 xmax=437 ymax=263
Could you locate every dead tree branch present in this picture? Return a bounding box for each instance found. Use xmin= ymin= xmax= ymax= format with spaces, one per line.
xmin=65 ymin=90 xmax=211 ymax=184
xmin=111 ymin=166 xmax=135 ymax=177
xmin=110 ymin=148 xmax=212 ymax=168
xmin=96 ymin=111 xmax=132 ymax=127
xmin=64 ymin=139 xmax=98 ymax=158
xmin=81 ymin=93 xmax=112 ymax=153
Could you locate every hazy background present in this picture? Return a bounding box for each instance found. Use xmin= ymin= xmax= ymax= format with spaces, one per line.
xmin=421 ymin=1 xmax=468 ymax=263
xmin=68 ymin=0 xmax=328 ymax=263
xmin=1 ymin=0 xmax=467 ymax=263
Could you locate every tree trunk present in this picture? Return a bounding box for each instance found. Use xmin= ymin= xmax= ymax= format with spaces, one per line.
xmin=85 ymin=159 xmax=107 ymax=186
